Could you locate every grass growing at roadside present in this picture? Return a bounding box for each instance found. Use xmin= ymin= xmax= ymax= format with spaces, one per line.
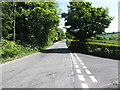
xmin=0 ymin=49 xmax=38 ymax=64
xmin=0 ymin=39 xmax=54 ymax=64
xmin=0 ymin=40 xmax=39 ymax=64
xmin=116 ymin=84 xmax=120 ymax=90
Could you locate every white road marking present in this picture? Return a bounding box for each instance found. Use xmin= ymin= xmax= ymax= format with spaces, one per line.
xmin=71 ymin=70 xmax=74 ymax=83
xmin=73 ymin=60 xmax=76 ymax=63
xmin=74 ymin=53 xmax=82 ymax=62
xmin=83 ymin=66 xmax=87 ymax=69
xmin=70 ymin=53 xmax=74 ymax=59
xmin=81 ymin=83 xmax=89 ymax=88
xmin=70 ymin=53 xmax=76 ymax=62
xmin=76 ymin=69 xmax=81 ymax=74
xmin=85 ymin=69 xmax=92 ymax=75
xmin=80 ymin=63 xmax=84 ymax=65
xmin=78 ymin=75 xmax=85 ymax=81
xmin=89 ymin=76 xmax=98 ymax=83
xmin=74 ymin=65 xmax=79 ymax=69
xmin=73 ymin=62 xmax=77 ymax=65
xmin=72 ymin=71 xmax=74 ymax=76
xmin=73 ymin=60 xmax=76 ymax=62
xmin=71 ymin=52 xmax=98 ymax=86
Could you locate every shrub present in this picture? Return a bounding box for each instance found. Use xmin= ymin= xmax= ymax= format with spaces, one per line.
xmin=67 ymin=40 xmax=120 ymax=60
xmin=1 ymin=39 xmax=21 ymax=58
xmin=0 ymin=39 xmax=39 ymax=63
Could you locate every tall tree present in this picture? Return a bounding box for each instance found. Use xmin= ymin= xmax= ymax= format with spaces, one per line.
xmin=2 ymin=2 xmax=60 ymax=48
xmin=62 ymin=1 xmax=113 ymax=41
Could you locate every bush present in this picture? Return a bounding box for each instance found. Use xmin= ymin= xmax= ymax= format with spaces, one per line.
xmin=1 ymin=39 xmax=21 ymax=58
xmin=0 ymin=39 xmax=38 ymax=63
xmin=67 ymin=40 xmax=120 ymax=60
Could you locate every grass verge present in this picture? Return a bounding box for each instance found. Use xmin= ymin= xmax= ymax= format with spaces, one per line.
xmin=0 ymin=39 xmax=54 ymax=64
xmin=0 ymin=47 xmax=38 ymax=64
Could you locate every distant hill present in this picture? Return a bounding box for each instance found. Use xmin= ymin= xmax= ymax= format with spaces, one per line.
xmin=95 ymin=32 xmax=120 ymax=40
xmin=101 ymin=32 xmax=120 ymax=36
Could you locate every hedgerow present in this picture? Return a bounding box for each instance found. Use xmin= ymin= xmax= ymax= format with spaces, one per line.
xmin=67 ymin=40 xmax=120 ymax=60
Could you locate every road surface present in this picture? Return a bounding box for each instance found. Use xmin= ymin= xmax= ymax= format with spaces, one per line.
xmin=1 ymin=40 xmax=119 ymax=88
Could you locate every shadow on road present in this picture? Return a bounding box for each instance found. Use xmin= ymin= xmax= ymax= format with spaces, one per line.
xmin=41 ymin=47 xmax=119 ymax=60
xmin=41 ymin=48 xmax=70 ymax=54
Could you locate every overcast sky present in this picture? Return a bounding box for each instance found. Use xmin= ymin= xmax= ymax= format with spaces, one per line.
xmin=57 ymin=0 xmax=119 ymax=33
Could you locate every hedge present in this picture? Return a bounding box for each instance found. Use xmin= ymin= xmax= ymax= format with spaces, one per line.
xmin=67 ymin=40 xmax=120 ymax=60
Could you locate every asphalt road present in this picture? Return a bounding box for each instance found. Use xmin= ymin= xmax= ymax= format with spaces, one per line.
xmin=1 ymin=40 xmax=119 ymax=88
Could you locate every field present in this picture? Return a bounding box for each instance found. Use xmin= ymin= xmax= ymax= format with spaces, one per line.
xmin=88 ymin=40 xmax=120 ymax=47
xmin=94 ymin=32 xmax=120 ymax=40
xmin=88 ymin=32 xmax=120 ymax=46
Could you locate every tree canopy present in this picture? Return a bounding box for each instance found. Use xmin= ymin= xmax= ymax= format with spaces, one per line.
xmin=62 ymin=1 xmax=113 ymax=41
xmin=2 ymin=2 xmax=65 ymax=49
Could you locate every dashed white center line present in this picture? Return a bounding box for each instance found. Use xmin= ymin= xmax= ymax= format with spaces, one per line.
xmin=73 ymin=62 xmax=77 ymax=65
xmin=72 ymin=71 xmax=74 ymax=76
xmin=73 ymin=60 xmax=76 ymax=62
xmin=80 ymin=62 xmax=84 ymax=65
xmin=85 ymin=69 xmax=92 ymax=75
xmin=74 ymin=65 xmax=79 ymax=69
xmin=76 ymin=69 xmax=81 ymax=74
xmin=78 ymin=75 xmax=85 ymax=81
xmin=70 ymin=52 xmax=98 ymax=87
xmin=74 ymin=53 xmax=82 ymax=62
xmin=81 ymin=83 xmax=89 ymax=88
xmin=71 ymin=53 xmax=75 ymax=61
xmin=83 ymin=66 xmax=87 ymax=69
xmin=89 ymin=76 xmax=98 ymax=83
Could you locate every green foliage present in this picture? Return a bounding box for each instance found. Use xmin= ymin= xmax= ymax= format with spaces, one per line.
xmin=117 ymin=85 xmax=120 ymax=89
xmin=1 ymin=2 xmax=65 ymax=63
xmin=56 ymin=28 xmax=65 ymax=40
xmin=67 ymin=40 xmax=120 ymax=60
xmin=2 ymin=2 xmax=62 ymax=48
xmin=2 ymin=2 xmax=14 ymax=40
xmin=88 ymin=40 xmax=120 ymax=45
xmin=0 ymin=39 xmax=38 ymax=63
xmin=15 ymin=2 xmax=60 ymax=48
xmin=65 ymin=31 xmax=75 ymax=39
xmin=1 ymin=39 xmax=21 ymax=58
xmin=2 ymin=2 xmax=64 ymax=47
xmin=94 ymin=32 xmax=120 ymax=40
xmin=62 ymin=1 xmax=113 ymax=41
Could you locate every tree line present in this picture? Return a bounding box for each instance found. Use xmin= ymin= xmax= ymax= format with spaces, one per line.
xmin=2 ymin=2 xmax=65 ymax=49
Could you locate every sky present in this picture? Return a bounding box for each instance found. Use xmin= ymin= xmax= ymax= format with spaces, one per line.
xmin=57 ymin=0 xmax=119 ymax=33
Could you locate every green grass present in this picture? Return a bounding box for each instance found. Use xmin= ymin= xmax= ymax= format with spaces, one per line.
xmin=88 ymin=40 xmax=120 ymax=46
xmin=116 ymin=84 xmax=120 ymax=90
xmin=0 ymin=39 xmax=54 ymax=64
xmin=88 ymin=32 xmax=120 ymax=46
xmin=87 ymin=41 xmax=120 ymax=47
xmin=99 ymin=32 xmax=120 ymax=40
xmin=0 ymin=47 xmax=39 ymax=64
xmin=67 ymin=38 xmax=120 ymax=47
